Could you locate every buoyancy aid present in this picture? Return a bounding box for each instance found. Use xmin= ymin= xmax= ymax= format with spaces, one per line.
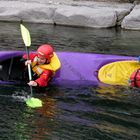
xmin=130 ymin=69 xmax=140 ymax=88
xmin=31 ymin=52 xmax=61 ymax=76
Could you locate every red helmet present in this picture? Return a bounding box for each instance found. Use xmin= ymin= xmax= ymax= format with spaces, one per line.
xmin=37 ymin=44 xmax=54 ymax=59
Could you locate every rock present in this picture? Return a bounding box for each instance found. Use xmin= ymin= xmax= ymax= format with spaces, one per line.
xmin=0 ymin=0 xmax=139 ymax=30
xmin=54 ymin=6 xmax=117 ymax=28
xmin=0 ymin=1 xmax=55 ymax=23
xmin=121 ymin=4 xmax=140 ymax=30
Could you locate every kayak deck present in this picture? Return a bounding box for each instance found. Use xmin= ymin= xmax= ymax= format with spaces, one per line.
xmin=98 ymin=60 xmax=140 ymax=86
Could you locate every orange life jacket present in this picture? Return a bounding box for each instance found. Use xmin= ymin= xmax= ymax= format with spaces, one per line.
xmin=31 ymin=52 xmax=61 ymax=76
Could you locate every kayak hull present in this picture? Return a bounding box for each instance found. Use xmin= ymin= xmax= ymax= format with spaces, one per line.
xmin=0 ymin=51 xmax=137 ymax=87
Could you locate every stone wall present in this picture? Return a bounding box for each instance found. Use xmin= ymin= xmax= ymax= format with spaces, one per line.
xmin=0 ymin=0 xmax=140 ymax=30
xmin=74 ymin=0 xmax=137 ymax=3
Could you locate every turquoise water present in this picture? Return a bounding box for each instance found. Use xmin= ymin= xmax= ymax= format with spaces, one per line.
xmin=0 ymin=22 xmax=140 ymax=140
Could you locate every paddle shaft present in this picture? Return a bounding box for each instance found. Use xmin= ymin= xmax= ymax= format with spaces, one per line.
xmin=25 ymin=46 xmax=33 ymax=97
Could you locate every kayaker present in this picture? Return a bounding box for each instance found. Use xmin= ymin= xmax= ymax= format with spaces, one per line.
xmin=129 ymin=57 xmax=140 ymax=88
xmin=22 ymin=44 xmax=61 ymax=87
xmin=129 ymin=69 xmax=140 ymax=88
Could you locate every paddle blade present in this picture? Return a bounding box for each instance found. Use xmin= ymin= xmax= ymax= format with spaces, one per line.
xmin=20 ymin=24 xmax=31 ymax=47
xmin=26 ymin=97 xmax=43 ymax=108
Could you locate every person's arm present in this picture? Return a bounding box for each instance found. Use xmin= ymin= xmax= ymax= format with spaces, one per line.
xmin=22 ymin=53 xmax=36 ymax=61
xmin=28 ymin=70 xmax=52 ymax=87
xmin=23 ymin=53 xmax=36 ymax=66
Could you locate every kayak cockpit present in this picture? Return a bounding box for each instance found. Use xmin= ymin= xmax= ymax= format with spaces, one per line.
xmin=0 ymin=56 xmax=25 ymax=84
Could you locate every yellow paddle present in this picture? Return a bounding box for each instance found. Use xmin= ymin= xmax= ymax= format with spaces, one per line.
xmin=20 ymin=23 xmax=42 ymax=108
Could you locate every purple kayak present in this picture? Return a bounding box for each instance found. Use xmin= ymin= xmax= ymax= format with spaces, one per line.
xmin=0 ymin=51 xmax=137 ymax=87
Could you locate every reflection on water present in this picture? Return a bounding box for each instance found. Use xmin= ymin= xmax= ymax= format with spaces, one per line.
xmin=0 ymin=22 xmax=140 ymax=139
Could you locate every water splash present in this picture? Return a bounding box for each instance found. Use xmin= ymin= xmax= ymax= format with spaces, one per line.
xmin=12 ymin=90 xmax=31 ymax=102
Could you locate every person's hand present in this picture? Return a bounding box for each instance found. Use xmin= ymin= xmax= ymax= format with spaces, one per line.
xmin=25 ymin=60 xmax=32 ymax=66
xmin=27 ymin=81 xmax=37 ymax=86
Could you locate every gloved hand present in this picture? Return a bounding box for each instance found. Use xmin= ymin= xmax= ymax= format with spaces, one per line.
xmin=28 ymin=80 xmax=37 ymax=86
xmin=25 ymin=60 xmax=32 ymax=66
xmin=138 ymin=56 xmax=140 ymax=63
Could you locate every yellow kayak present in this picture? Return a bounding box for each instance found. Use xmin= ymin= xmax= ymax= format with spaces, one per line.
xmin=98 ymin=60 xmax=140 ymax=86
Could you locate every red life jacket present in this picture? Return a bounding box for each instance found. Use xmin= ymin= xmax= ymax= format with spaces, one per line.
xmin=130 ymin=69 xmax=140 ymax=88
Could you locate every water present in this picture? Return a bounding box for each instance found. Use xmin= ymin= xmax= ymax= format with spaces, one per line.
xmin=0 ymin=21 xmax=140 ymax=140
